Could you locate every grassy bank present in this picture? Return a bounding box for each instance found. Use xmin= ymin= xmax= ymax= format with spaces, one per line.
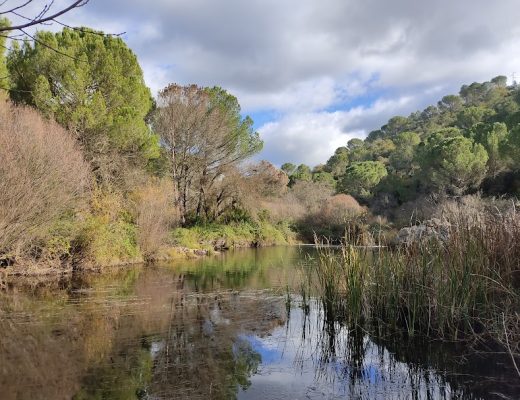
xmin=172 ymin=220 xmax=296 ymax=251
xmin=305 ymin=202 xmax=520 ymax=374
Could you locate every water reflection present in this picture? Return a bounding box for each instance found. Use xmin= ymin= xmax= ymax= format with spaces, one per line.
xmin=0 ymin=247 xmax=518 ymax=399
xmin=240 ymin=304 xmax=461 ymax=399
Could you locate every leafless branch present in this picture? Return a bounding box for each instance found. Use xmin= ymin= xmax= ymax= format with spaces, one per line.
xmin=0 ymin=0 xmax=89 ymax=32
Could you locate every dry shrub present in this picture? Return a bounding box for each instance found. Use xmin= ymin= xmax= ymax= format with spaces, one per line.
xmin=391 ymin=195 xmax=437 ymax=228
xmin=132 ymin=179 xmax=179 ymax=260
xmin=0 ymin=101 xmax=90 ymax=257
xmin=433 ymin=195 xmax=520 ymax=287
xmin=310 ymin=195 xmax=520 ymax=374
xmin=231 ymin=161 xmax=291 ymax=222
xmin=406 ymin=195 xmax=520 ymax=360
xmin=291 ymin=181 xmax=335 ymax=213
xmin=320 ymin=194 xmax=364 ymax=224
xmin=296 ymin=191 xmax=368 ymax=242
xmin=259 ymin=194 xmax=306 ymax=223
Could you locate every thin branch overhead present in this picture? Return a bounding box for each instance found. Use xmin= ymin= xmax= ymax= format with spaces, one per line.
xmin=0 ymin=1 xmax=125 ymax=62
xmin=0 ymin=0 xmax=89 ymax=32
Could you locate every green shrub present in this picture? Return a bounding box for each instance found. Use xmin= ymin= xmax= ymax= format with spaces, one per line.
xmin=171 ymin=220 xmax=295 ymax=249
xmin=79 ymin=216 xmax=141 ymax=266
xmin=76 ymin=191 xmax=141 ymax=266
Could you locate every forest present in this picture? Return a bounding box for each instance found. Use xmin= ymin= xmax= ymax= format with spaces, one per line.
xmin=1 ymin=23 xmax=520 ymax=272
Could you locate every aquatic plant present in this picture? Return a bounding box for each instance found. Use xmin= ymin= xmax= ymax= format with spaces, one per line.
xmin=306 ymin=201 xmax=520 ymax=374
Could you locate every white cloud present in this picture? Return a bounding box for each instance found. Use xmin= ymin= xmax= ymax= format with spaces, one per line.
xmin=259 ymin=95 xmax=416 ymax=166
xmin=68 ymin=0 xmax=520 ymax=95
xmin=6 ymin=0 xmax=520 ymax=165
xmin=237 ymin=77 xmax=340 ymax=113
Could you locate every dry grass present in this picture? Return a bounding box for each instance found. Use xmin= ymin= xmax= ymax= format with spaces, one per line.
xmin=0 ymin=100 xmax=90 ymax=258
xmin=132 ymin=178 xmax=179 ymax=260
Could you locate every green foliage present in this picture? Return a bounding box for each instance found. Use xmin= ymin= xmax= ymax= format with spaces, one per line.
xmin=7 ymin=28 xmax=158 ymax=171
xmin=366 ymin=138 xmax=396 ymax=164
xmin=42 ymin=213 xmax=81 ymax=259
xmin=324 ymin=147 xmax=349 ymax=177
xmin=456 ymin=106 xmax=494 ymax=131
xmin=281 ymin=162 xmax=297 ymax=176
xmin=172 ymin=220 xmax=294 ymax=250
xmin=205 ymin=86 xmax=264 ymax=157
xmin=289 ymin=164 xmax=312 ymax=185
xmin=438 ymin=94 xmax=463 ymax=113
xmin=389 ymin=131 xmax=420 ymax=175
xmin=508 ymin=124 xmax=520 ymax=163
xmin=79 ymin=216 xmax=141 ymax=266
xmin=338 ymin=161 xmax=388 ymax=200
xmin=473 ymin=122 xmax=511 ymax=176
xmin=76 ymin=192 xmax=141 ymax=265
xmin=312 ymin=171 xmax=335 ymax=186
xmin=368 ymin=115 xmax=410 ymax=141
xmin=421 ymin=136 xmax=488 ymax=195
xmin=313 ymin=76 xmax=518 ymax=209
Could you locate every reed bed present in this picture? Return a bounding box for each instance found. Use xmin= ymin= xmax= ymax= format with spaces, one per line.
xmin=306 ymin=200 xmax=520 ymax=374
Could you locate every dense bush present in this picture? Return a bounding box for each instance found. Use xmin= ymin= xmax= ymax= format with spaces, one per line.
xmin=77 ymin=191 xmax=140 ymax=266
xmin=0 ymin=101 xmax=90 ymax=258
xmin=132 ymin=179 xmax=179 ymax=260
xmin=172 ymin=220 xmax=294 ymax=250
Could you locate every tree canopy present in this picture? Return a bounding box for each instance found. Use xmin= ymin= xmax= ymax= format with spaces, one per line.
xmin=154 ymin=84 xmax=262 ymax=223
xmin=7 ymin=28 xmax=158 ymax=182
xmin=339 ymin=161 xmax=388 ymax=200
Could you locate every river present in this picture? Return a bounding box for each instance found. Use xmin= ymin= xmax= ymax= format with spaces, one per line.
xmin=0 ymin=246 xmax=517 ymax=399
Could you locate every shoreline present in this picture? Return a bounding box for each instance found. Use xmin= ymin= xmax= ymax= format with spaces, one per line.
xmin=1 ymin=242 xmax=307 ymax=280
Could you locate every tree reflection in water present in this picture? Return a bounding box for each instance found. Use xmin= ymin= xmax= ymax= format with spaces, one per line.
xmin=0 ymin=247 xmax=518 ymax=400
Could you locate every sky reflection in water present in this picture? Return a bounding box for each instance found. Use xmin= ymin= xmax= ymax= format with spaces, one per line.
xmin=0 ymin=247 xmax=517 ymax=400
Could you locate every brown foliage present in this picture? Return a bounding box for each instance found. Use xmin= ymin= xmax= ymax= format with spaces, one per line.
xmin=0 ymin=101 xmax=90 ymax=256
xmin=132 ymin=179 xmax=179 ymax=260
xmin=291 ymin=180 xmax=335 ymax=213
xmin=234 ymin=161 xmax=291 ymax=220
xmin=243 ymin=161 xmax=289 ymax=198
xmin=154 ymin=84 xmax=260 ymax=224
xmin=259 ymin=195 xmax=306 ymax=224
xmin=321 ymin=194 xmax=364 ymax=223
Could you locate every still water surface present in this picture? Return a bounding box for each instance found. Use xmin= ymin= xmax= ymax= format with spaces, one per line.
xmin=0 ymin=247 xmax=517 ymax=399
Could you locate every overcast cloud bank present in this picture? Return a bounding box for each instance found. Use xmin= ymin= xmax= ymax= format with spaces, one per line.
xmin=18 ymin=0 xmax=520 ymax=165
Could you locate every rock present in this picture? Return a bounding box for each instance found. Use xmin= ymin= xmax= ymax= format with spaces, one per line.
xmin=212 ymin=238 xmax=228 ymax=250
xmin=193 ymin=249 xmax=208 ymax=256
xmin=395 ymin=219 xmax=450 ymax=246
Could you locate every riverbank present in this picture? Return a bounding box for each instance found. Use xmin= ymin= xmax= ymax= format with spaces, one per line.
xmin=1 ymin=220 xmax=297 ymax=278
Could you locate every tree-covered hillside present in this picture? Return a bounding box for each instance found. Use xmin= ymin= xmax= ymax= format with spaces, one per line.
xmin=285 ymin=76 xmax=520 ymax=218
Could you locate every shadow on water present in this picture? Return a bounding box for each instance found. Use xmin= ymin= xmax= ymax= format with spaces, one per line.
xmin=0 ymin=246 xmax=518 ymax=399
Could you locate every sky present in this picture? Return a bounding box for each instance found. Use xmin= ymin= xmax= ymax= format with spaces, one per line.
xmin=12 ymin=0 xmax=520 ymax=166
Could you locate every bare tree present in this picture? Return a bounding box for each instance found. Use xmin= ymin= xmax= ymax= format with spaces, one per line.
xmin=154 ymin=85 xmax=212 ymax=224
xmin=154 ymin=84 xmax=262 ymax=224
xmin=0 ymin=1 xmax=89 ymax=32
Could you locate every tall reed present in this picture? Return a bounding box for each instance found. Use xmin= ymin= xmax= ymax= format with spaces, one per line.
xmin=307 ymin=200 xmax=520 ymax=371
